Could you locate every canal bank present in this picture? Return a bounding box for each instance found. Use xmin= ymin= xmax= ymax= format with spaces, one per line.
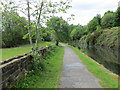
xmin=69 ymin=28 xmax=120 ymax=76
xmin=67 ymin=44 xmax=119 ymax=88
xmin=80 ymin=46 xmax=119 ymax=76
xmin=70 ymin=28 xmax=119 ymax=49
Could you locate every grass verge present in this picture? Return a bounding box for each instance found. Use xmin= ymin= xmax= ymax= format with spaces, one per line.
xmin=0 ymin=42 xmax=52 ymax=61
xmin=13 ymin=45 xmax=64 ymax=88
xmin=67 ymin=44 xmax=119 ymax=88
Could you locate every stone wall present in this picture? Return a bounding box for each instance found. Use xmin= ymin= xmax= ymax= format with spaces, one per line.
xmin=0 ymin=47 xmax=50 ymax=89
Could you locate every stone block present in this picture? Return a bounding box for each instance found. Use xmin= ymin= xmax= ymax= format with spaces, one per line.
xmin=0 ymin=68 xmax=2 ymax=89
xmin=0 ymin=46 xmax=50 ymax=89
xmin=2 ymin=65 xmax=19 ymax=81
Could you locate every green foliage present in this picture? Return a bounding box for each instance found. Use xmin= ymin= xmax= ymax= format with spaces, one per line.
xmin=1 ymin=10 xmax=29 ymax=48
xmin=96 ymin=25 xmax=102 ymax=31
xmin=101 ymin=12 xmax=116 ymax=29
xmin=47 ymin=17 xmax=70 ymax=42
xmin=76 ymin=29 xmax=119 ymax=49
xmin=104 ymin=10 xmax=114 ymax=15
xmin=23 ymin=0 xmax=72 ymax=49
xmin=70 ymin=25 xmax=86 ymax=40
xmin=70 ymin=8 xmax=119 ymax=49
xmin=13 ymin=46 xmax=64 ymax=88
xmin=95 ymin=30 xmax=119 ymax=48
xmin=114 ymin=7 xmax=120 ymax=26
xmin=68 ymin=45 xmax=119 ymax=88
xmin=87 ymin=14 xmax=101 ymax=32
xmin=110 ymin=27 xmax=119 ymax=30
xmin=1 ymin=0 xmax=72 ymax=49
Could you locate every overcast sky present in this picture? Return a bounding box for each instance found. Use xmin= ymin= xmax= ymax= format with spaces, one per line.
xmin=56 ymin=0 xmax=120 ymax=25
xmin=1 ymin=0 xmax=119 ymax=25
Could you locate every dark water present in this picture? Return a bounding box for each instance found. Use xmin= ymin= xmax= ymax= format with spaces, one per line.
xmin=80 ymin=46 xmax=120 ymax=75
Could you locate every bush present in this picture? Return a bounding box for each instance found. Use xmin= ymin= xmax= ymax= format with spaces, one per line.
xmin=1 ymin=11 xmax=29 ymax=48
xmin=1 ymin=31 xmax=29 ymax=48
xmin=101 ymin=13 xmax=115 ymax=29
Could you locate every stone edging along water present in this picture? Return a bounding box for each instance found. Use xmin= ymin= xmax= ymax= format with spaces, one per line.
xmin=0 ymin=46 xmax=51 ymax=89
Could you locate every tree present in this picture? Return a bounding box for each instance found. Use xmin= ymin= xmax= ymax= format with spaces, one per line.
xmin=1 ymin=0 xmax=72 ymax=51
xmin=47 ymin=17 xmax=70 ymax=46
xmin=19 ymin=0 xmax=72 ymax=50
xmin=114 ymin=7 xmax=120 ymax=26
xmin=70 ymin=25 xmax=85 ymax=40
xmin=104 ymin=10 xmax=114 ymax=15
xmin=26 ymin=0 xmax=34 ymax=50
xmin=1 ymin=1 xmax=28 ymax=48
xmin=101 ymin=12 xmax=115 ymax=29
xmin=87 ymin=14 xmax=101 ymax=32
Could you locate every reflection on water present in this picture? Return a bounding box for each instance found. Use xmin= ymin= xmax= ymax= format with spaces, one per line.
xmin=81 ymin=46 xmax=120 ymax=75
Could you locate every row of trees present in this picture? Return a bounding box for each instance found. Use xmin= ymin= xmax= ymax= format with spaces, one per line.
xmin=1 ymin=0 xmax=119 ymax=49
xmin=47 ymin=17 xmax=70 ymax=45
xmin=1 ymin=0 xmax=72 ymax=49
xmin=69 ymin=7 xmax=120 ymax=41
xmin=46 ymin=7 xmax=120 ymax=44
xmin=87 ymin=7 xmax=120 ymax=33
xmin=45 ymin=6 xmax=120 ymax=45
xmin=2 ymin=10 xmax=29 ymax=48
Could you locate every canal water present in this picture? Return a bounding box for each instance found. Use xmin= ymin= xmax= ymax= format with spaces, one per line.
xmin=80 ymin=46 xmax=120 ymax=75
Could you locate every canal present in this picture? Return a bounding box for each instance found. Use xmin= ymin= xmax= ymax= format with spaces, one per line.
xmin=80 ymin=46 xmax=120 ymax=75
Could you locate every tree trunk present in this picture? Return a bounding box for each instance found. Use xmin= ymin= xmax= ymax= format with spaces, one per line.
xmin=35 ymin=0 xmax=43 ymax=51
xmin=56 ymin=40 xmax=59 ymax=46
xmin=27 ymin=0 xmax=34 ymax=51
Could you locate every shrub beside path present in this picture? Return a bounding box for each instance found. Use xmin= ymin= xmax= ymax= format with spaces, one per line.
xmin=59 ymin=44 xmax=102 ymax=88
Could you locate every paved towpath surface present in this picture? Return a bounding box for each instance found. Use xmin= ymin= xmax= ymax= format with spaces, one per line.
xmin=59 ymin=44 xmax=102 ymax=88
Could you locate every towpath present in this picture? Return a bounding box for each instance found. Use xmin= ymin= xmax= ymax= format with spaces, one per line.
xmin=59 ymin=44 xmax=102 ymax=88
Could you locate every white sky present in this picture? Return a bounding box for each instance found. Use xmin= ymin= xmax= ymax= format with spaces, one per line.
xmin=57 ymin=0 xmax=120 ymax=25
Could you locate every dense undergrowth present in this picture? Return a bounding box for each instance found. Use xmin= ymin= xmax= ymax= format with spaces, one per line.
xmin=13 ymin=45 xmax=64 ymax=88
xmin=70 ymin=28 xmax=119 ymax=49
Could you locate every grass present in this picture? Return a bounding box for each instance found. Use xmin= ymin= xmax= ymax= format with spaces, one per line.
xmin=67 ymin=44 xmax=119 ymax=89
xmin=13 ymin=45 xmax=64 ymax=88
xmin=0 ymin=42 xmax=52 ymax=61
